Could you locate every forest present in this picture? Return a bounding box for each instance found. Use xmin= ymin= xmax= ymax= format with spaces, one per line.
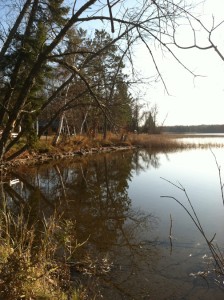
xmin=0 ymin=0 xmax=168 ymax=162
xmin=0 ymin=0 xmax=223 ymax=163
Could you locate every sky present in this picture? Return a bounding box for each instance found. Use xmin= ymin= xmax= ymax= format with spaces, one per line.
xmin=133 ymin=0 xmax=224 ymax=126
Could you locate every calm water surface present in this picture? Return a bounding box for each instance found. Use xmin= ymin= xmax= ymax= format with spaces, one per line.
xmin=4 ymin=143 xmax=224 ymax=299
xmin=175 ymin=133 xmax=224 ymax=146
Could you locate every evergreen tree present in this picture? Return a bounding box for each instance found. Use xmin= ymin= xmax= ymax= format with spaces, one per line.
xmin=0 ymin=0 xmax=69 ymax=156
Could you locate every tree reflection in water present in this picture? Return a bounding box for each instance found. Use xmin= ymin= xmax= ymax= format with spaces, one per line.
xmin=2 ymin=150 xmax=161 ymax=299
xmin=132 ymin=150 xmax=161 ymax=174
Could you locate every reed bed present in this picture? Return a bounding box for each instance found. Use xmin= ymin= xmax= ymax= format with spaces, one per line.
xmin=128 ymin=133 xmax=224 ymax=150
xmin=128 ymin=134 xmax=186 ymax=150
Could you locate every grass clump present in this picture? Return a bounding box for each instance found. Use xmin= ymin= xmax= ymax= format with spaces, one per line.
xmin=34 ymin=140 xmax=57 ymax=154
xmin=0 ymin=206 xmax=87 ymax=300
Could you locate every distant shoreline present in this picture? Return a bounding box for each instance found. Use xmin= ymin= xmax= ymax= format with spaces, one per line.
xmin=162 ymin=124 xmax=224 ymax=134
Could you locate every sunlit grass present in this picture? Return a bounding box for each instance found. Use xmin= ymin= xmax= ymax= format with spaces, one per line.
xmin=0 ymin=197 xmax=114 ymax=299
xmin=49 ymin=132 xmax=224 ymax=150
xmin=0 ymin=207 xmax=90 ymax=299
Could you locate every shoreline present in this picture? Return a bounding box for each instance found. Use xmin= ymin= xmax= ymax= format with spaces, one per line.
xmin=1 ymin=145 xmax=137 ymax=169
xmin=2 ymin=132 xmax=224 ymax=170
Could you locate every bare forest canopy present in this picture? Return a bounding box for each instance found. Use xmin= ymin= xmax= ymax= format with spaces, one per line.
xmin=162 ymin=124 xmax=224 ymax=134
xmin=0 ymin=0 xmax=223 ymax=161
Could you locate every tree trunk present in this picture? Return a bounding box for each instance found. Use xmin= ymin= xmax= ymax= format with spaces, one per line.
xmin=103 ymin=115 xmax=107 ymax=140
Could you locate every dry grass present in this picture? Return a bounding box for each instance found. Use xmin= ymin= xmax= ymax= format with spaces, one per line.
xmin=34 ymin=133 xmax=224 ymax=157
xmin=32 ymin=133 xmax=131 ymax=156
xmin=0 ymin=206 xmax=89 ymax=300
xmin=128 ymin=133 xmax=185 ymax=150
xmin=0 ymin=199 xmax=112 ymax=299
xmin=38 ymin=133 xmax=194 ymax=152
xmin=128 ymin=133 xmax=224 ymax=150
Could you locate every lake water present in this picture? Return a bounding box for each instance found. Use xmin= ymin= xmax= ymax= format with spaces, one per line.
xmin=3 ymin=139 xmax=224 ymax=299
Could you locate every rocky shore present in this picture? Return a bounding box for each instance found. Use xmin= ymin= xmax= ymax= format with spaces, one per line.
xmin=1 ymin=145 xmax=136 ymax=170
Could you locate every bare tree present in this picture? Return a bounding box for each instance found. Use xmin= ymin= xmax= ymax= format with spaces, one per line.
xmin=0 ymin=0 xmax=200 ymax=161
xmin=170 ymin=5 xmax=224 ymax=62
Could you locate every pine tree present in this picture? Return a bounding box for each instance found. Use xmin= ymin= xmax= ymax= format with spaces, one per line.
xmin=0 ymin=0 xmax=69 ymax=157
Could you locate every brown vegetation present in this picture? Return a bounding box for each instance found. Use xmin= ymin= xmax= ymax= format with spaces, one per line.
xmin=4 ymin=133 xmax=224 ymax=164
xmin=129 ymin=133 xmax=186 ymax=150
xmin=0 ymin=209 xmax=75 ymax=299
xmin=0 ymin=205 xmax=109 ymax=299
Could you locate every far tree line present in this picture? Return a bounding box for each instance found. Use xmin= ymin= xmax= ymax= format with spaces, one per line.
xmin=162 ymin=125 xmax=224 ymax=134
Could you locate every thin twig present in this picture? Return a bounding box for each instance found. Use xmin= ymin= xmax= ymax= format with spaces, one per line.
xmin=169 ymin=213 xmax=173 ymax=255
xmin=210 ymin=149 xmax=224 ymax=205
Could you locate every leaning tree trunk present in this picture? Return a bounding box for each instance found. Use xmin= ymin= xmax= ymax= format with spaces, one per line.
xmin=52 ymin=113 xmax=64 ymax=146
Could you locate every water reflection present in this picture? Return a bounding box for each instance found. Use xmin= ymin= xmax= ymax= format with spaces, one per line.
xmin=1 ymin=149 xmax=224 ymax=299
xmin=132 ymin=150 xmax=161 ymax=174
xmin=1 ymin=151 xmax=160 ymax=299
